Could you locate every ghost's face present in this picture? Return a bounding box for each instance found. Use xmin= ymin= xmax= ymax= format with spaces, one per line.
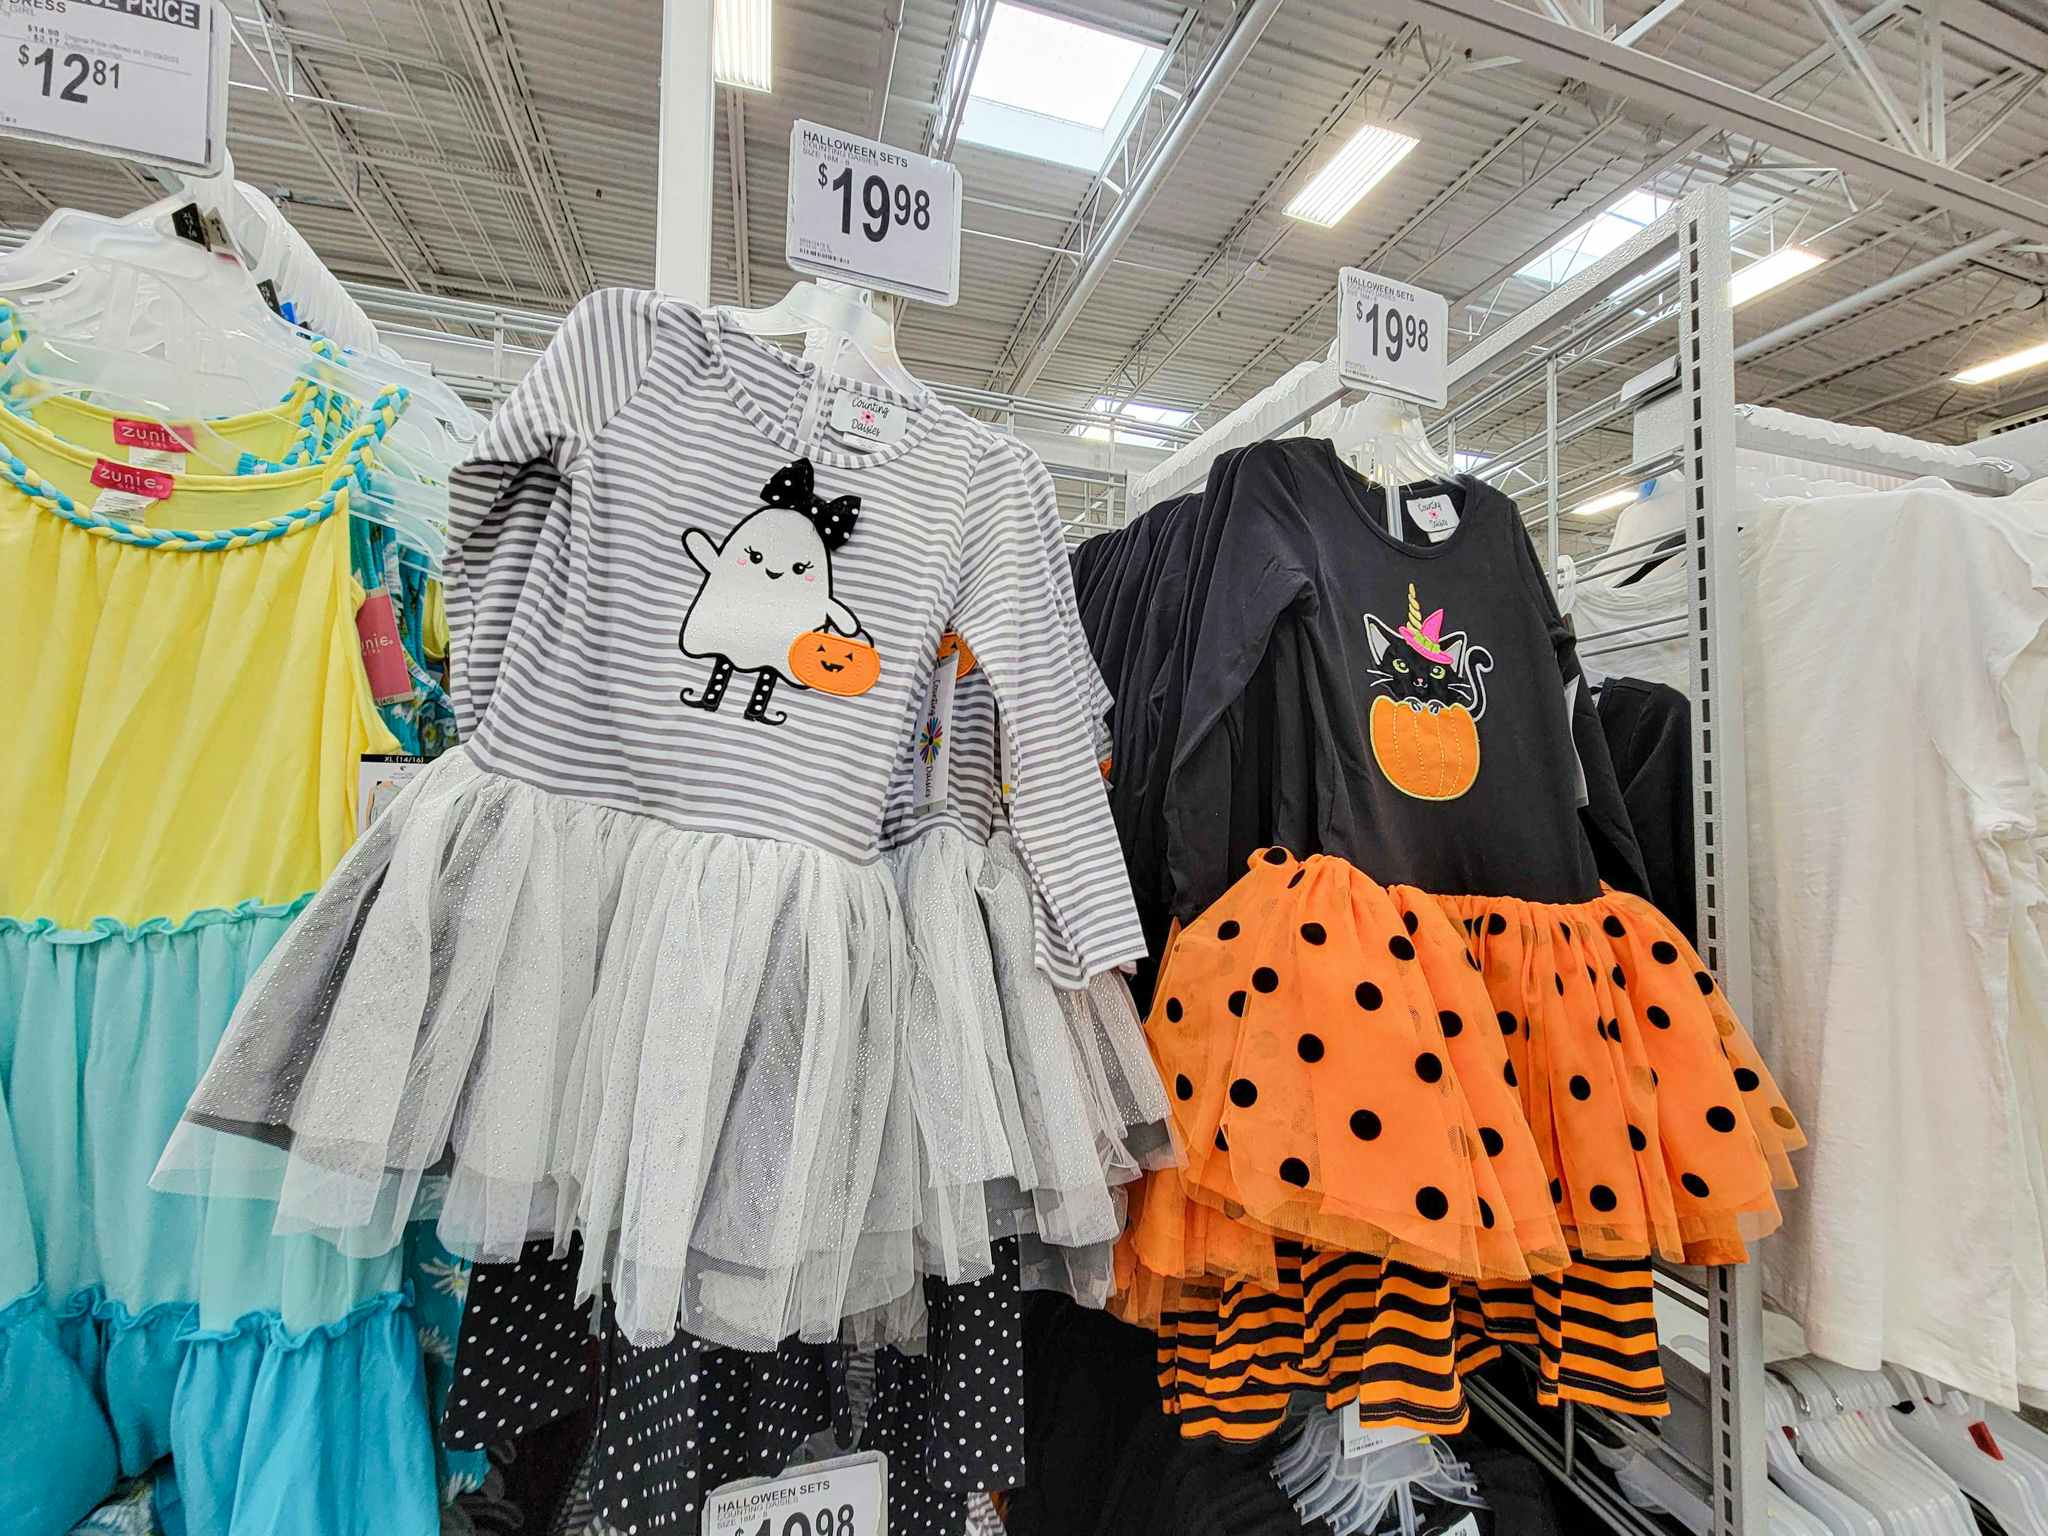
xmin=723 ymin=507 xmax=828 ymax=587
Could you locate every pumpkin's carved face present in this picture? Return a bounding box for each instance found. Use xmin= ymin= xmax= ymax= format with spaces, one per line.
xmin=1369 ymin=694 xmax=1480 ymax=801
xmin=789 ymin=630 xmax=882 ymax=696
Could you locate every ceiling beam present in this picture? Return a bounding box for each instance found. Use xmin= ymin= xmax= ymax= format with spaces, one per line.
xmin=1802 ymin=0 xmax=1922 ymax=150
xmin=1373 ymin=0 xmax=2048 ymax=241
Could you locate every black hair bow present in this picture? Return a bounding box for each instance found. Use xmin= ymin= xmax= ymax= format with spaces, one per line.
xmin=760 ymin=457 xmax=860 ymax=551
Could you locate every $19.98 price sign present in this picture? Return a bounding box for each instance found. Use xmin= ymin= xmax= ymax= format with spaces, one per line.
xmin=706 ymin=1452 xmax=887 ymax=1536
xmin=0 ymin=0 xmax=226 ymax=173
xmin=1336 ymin=267 xmax=1449 ymax=410
xmin=787 ymin=120 xmax=961 ymax=307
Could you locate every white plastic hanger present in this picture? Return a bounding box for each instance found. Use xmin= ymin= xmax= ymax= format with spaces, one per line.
xmin=1776 ymin=1359 xmax=1975 ymax=1536
xmin=1885 ymin=1368 xmax=2048 ymax=1536
xmin=1330 ymin=393 xmax=1457 ymax=513
xmin=719 ymin=278 xmax=923 ymax=399
xmin=1764 ymin=1372 xmax=1885 ymax=1536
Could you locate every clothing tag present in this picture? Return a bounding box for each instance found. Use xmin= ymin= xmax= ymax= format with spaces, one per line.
xmin=910 ymin=648 xmax=960 ymax=816
xmin=111 ymin=418 xmax=197 ymax=456
xmin=356 ymin=589 xmax=416 ymax=705
xmin=1340 ymin=1401 xmax=1427 ymax=1459
xmin=1429 ymin=1515 xmax=1482 ymax=1536
xmin=998 ymin=715 xmax=1017 ymax=806
xmin=170 ymin=203 xmax=210 ymax=248
xmin=127 ymin=447 xmax=188 ymax=475
xmin=257 ymin=279 xmax=283 ymax=316
xmin=705 ymin=1450 xmax=887 ymax=1536
xmin=1406 ymin=492 xmax=1461 ymax=541
xmin=829 ymin=389 xmax=907 ymax=447
xmin=91 ymin=457 xmax=174 ymax=502
xmin=88 ymin=489 xmax=155 ymax=523
xmin=357 ymin=753 xmax=430 ymax=834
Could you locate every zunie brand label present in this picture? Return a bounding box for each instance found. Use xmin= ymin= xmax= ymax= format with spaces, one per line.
xmin=111 ymin=418 xmax=198 ymax=455
xmin=355 ymin=588 xmax=415 ymax=705
xmin=91 ymin=457 xmax=173 ymax=501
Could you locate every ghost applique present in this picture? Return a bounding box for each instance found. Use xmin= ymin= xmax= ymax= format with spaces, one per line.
xmin=679 ymin=457 xmax=878 ymax=725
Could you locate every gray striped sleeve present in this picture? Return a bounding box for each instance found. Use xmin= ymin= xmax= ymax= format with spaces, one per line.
xmin=445 ymin=288 xmax=658 ymax=734
xmin=955 ymin=438 xmax=1146 ymax=985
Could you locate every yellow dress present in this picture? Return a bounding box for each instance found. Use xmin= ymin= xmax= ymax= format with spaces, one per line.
xmin=0 ymin=392 xmax=442 ymax=1536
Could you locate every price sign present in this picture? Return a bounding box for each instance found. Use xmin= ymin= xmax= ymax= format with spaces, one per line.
xmin=0 ymin=0 xmax=227 ymax=173
xmin=706 ymin=1451 xmax=887 ymax=1536
xmin=788 ymin=120 xmax=961 ymax=307
xmin=1337 ymin=267 xmax=1448 ymax=410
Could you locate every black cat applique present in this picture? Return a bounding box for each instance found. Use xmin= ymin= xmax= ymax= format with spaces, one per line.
xmin=1361 ymin=583 xmax=1493 ymax=801
xmin=678 ymin=458 xmax=878 ymax=726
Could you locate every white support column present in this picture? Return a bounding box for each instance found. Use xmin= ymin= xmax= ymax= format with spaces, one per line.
xmin=657 ymin=0 xmax=716 ymax=302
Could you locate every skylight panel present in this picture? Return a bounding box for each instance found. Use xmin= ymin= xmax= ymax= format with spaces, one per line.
xmin=1518 ymin=191 xmax=1672 ymax=287
xmin=1069 ymin=397 xmax=1194 ymax=447
xmin=959 ymin=4 xmax=1165 ymax=172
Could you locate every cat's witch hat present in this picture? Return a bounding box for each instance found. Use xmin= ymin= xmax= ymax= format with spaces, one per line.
xmin=1397 ymin=583 xmax=1456 ymax=664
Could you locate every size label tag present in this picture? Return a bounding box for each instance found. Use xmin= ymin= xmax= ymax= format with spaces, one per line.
xmin=1434 ymin=1515 xmax=1481 ymax=1536
xmin=0 ymin=0 xmax=226 ymax=173
xmin=1406 ymin=493 xmax=1460 ymax=541
xmin=910 ymin=649 xmax=960 ymax=815
xmin=1337 ymin=267 xmax=1449 ymax=409
xmin=1340 ymin=1402 xmax=1428 ymax=1459
xmin=88 ymin=488 xmax=152 ymax=522
xmin=112 ymin=417 xmax=196 ymax=455
xmin=127 ymin=446 xmax=187 ymax=474
xmin=358 ymin=753 xmax=430 ymax=834
xmin=91 ymin=457 xmax=172 ymax=501
xmin=706 ymin=1450 xmax=887 ymax=1536
xmin=830 ymin=390 xmax=908 ymax=446
xmin=788 ymin=119 xmax=961 ymax=306
xmin=356 ymin=588 xmax=414 ymax=706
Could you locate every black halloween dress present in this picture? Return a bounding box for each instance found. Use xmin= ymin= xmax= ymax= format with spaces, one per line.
xmin=1084 ymin=441 xmax=1802 ymax=1437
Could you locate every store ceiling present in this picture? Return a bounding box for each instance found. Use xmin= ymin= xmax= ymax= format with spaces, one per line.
xmin=2 ymin=0 xmax=2047 ymax=507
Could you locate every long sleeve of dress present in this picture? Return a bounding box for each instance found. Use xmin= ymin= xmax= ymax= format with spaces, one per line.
xmin=955 ymin=436 xmax=1146 ymax=985
xmin=445 ymin=288 xmax=657 ymax=733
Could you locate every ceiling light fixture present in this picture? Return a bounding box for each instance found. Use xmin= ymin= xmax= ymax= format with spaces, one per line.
xmin=1729 ymin=246 xmax=1825 ymax=306
xmin=1953 ymin=338 xmax=2048 ymax=386
xmin=713 ymin=0 xmax=773 ymax=93
xmin=1284 ymin=123 xmax=1419 ymax=227
xmin=1569 ymin=487 xmax=1640 ymax=518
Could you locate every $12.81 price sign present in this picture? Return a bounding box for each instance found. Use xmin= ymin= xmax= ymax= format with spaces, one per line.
xmin=0 ymin=0 xmax=226 ymax=174
xmin=705 ymin=1452 xmax=887 ymax=1536
xmin=1336 ymin=267 xmax=1449 ymax=410
xmin=787 ymin=120 xmax=961 ymax=307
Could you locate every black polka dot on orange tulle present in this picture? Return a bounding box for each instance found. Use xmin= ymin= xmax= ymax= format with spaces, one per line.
xmin=1589 ymin=1184 xmax=1618 ymax=1212
xmin=1287 ymin=870 xmax=1304 ymax=888
xmin=1466 ymin=951 xmax=1482 ymax=970
xmin=1356 ymin=981 xmax=1383 ymax=1011
xmin=1771 ymin=1106 xmax=1797 ymax=1130
xmin=1300 ymin=921 xmax=1326 ymax=945
xmin=1628 ymin=1124 xmax=1648 ymax=1151
xmin=1569 ymin=1075 xmax=1591 ymax=1100
xmin=1682 ymin=1172 xmax=1711 ymax=1198
xmin=1549 ymin=1178 xmax=1563 ymax=1204
xmin=1174 ymin=1074 xmax=1192 ymax=1100
xmin=1553 ymin=973 xmax=1565 ymax=996
xmin=1603 ymin=915 xmax=1627 ymax=938
xmin=1479 ymin=1198 xmax=1495 ymax=1230
xmin=1706 ymin=1106 xmax=1737 ymax=1133
xmin=1498 ymin=1011 xmax=1518 ymax=1036
xmin=1604 ymin=1019 xmax=1622 ymax=1042
xmin=1280 ymin=1157 xmax=1310 ymax=1188
xmin=1229 ymin=1078 xmax=1258 ymax=1108
xmin=1559 ymin=921 xmax=1572 ymax=941
xmin=1297 ymin=1033 xmax=1325 ymax=1063
xmin=1403 ymin=910 xmax=1420 ymax=934
xmin=1487 ymin=913 xmax=1507 ymax=935
xmin=1587 ymin=965 xmax=1598 ymax=987
xmin=1351 ymin=1109 xmax=1382 ymax=1141
xmin=1651 ymin=941 xmax=1679 ymax=964
xmin=1504 ymin=1061 xmax=1518 ymax=1088
xmin=1217 ymin=919 xmax=1240 ymax=940
xmin=1228 ymin=989 xmax=1247 ymax=1016
xmin=1735 ymin=1067 xmax=1760 ymax=1092
xmin=1415 ymin=1052 xmax=1444 ymax=1084
xmin=1416 ymin=1186 xmax=1449 ymax=1221
xmin=1479 ymin=1126 xmax=1504 ymax=1157
xmin=1652 ymin=1068 xmax=1660 ymax=1087
xmin=1389 ymin=935 xmax=1416 ymax=962
xmin=1252 ymin=966 xmax=1279 ymax=993
xmin=1263 ymin=848 xmax=1289 ymax=865
xmin=1611 ymin=965 xmax=1627 ymax=988
xmin=1694 ymin=971 xmax=1714 ymax=995
xmin=1439 ymin=1010 xmax=1463 ymax=1038
xmin=1165 ymin=997 xmax=1183 ymax=1022
xmin=1647 ymin=1005 xmax=1670 ymax=1029
xmin=1214 ymin=1128 xmax=1228 ymax=1151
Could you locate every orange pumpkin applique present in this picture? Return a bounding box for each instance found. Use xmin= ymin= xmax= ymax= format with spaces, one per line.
xmin=1363 ymin=583 xmax=1492 ymax=802
xmin=788 ymin=630 xmax=883 ymax=696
